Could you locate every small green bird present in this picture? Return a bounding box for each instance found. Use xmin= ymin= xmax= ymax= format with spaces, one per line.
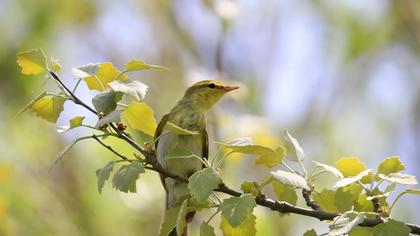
xmin=154 ymin=80 xmax=239 ymax=236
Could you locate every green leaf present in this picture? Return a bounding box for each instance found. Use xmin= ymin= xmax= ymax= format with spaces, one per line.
xmin=123 ymin=102 xmax=157 ymax=137
xmin=270 ymin=170 xmax=310 ymax=190
xmin=200 ymin=222 xmax=216 ymax=236
xmin=30 ymin=94 xmax=67 ymax=123
xmin=254 ymin=146 xmax=285 ymax=168
xmin=333 ymin=169 xmax=372 ymax=188
xmin=17 ymin=48 xmax=47 ymax=75
xmin=159 ymin=206 xmax=180 ymax=236
xmin=377 ymin=156 xmax=405 ymax=175
xmin=109 ymin=79 xmax=148 ymax=101
xmin=92 ymin=90 xmax=123 ymax=115
xmin=335 ymin=186 xmax=359 ymax=213
xmin=188 ymin=168 xmax=222 ymax=203
xmin=349 ymin=227 xmax=373 ymax=236
xmin=176 ymin=199 xmax=189 ymax=236
xmin=165 ymin=122 xmax=199 ymax=135
xmin=284 ymin=130 xmax=305 ymax=162
xmin=215 ymin=137 xmax=274 ymax=155
xmin=48 ymin=57 xmax=61 ymax=72
xmin=96 ymin=161 xmax=115 ymax=193
xmin=312 ymin=161 xmax=344 ymax=179
xmin=354 ymin=194 xmax=373 ymax=212
xmin=218 ymin=194 xmax=256 ymax=227
xmin=303 ymin=229 xmax=318 ymax=236
xmin=124 ymin=59 xmax=169 ymax=72
xmin=241 ymin=181 xmax=260 ymax=196
xmin=73 ymin=62 xmax=129 ymax=91
xmin=329 ymin=211 xmax=366 ymax=236
xmin=373 ymin=220 xmax=411 ymax=236
xmin=312 ymin=189 xmax=337 ymax=213
xmin=95 ymin=110 xmax=122 ymax=128
xmin=378 ymin=173 xmax=417 ymax=185
xmin=220 ymin=214 xmax=256 ymax=236
xmin=57 ymin=116 xmax=85 ymax=133
xmin=112 ymin=162 xmax=144 ymax=193
xmin=271 ymin=180 xmax=298 ymax=205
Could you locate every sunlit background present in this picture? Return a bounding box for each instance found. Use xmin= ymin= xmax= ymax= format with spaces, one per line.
xmin=1 ymin=0 xmax=420 ymax=235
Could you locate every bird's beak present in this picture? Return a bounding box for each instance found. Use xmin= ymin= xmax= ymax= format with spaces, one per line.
xmin=224 ymin=86 xmax=239 ymax=92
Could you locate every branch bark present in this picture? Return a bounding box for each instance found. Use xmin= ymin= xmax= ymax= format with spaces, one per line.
xmin=50 ymin=71 xmax=420 ymax=235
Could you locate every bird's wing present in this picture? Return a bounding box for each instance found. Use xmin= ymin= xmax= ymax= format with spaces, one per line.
xmin=154 ymin=113 xmax=170 ymax=149
xmin=201 ymin=127 xmax=209 ymax=160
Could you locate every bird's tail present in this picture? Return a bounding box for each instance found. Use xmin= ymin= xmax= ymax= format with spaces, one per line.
xmin=168 ymin=211 xmax=195 ymax=236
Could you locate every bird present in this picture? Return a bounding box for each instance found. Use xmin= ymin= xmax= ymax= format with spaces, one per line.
xmin=154 ymin=80 xmax=239 ymax=236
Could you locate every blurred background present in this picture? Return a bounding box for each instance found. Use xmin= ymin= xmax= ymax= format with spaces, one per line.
xmin=1 ymin=0 xmax=420 ymax=235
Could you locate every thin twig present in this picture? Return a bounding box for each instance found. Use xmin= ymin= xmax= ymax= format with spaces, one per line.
xmin=92 ymin=135 xmax=129 ymax=161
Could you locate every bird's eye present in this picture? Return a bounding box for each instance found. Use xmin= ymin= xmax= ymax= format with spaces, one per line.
xmin=208 ymin=83 xmax=216 ymax=89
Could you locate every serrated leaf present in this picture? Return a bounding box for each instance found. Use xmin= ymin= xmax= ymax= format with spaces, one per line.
xmin=218 ymin=195 xmax=256 ymax=227
xmin=57 ymin=116 xmax=85 ymax=133
xmin=313 ymin=161 xmax=344 ymax=179
xmin=303 ymin=229 xmax=318 ymax=236
xmin=188 ymin=168 xmax=222 ymax=203
xmin=109 ymin=79 xmax=148 ymax=101
xmin=124 ymin=59 xmax=169 ymax=72
xmin=372 ymin=219 xmax=411 ymax=236
xmin=220 ymin=214 xmax=256 ymax=236
xmin=74 ymin=62 xmax=129 ymax=91
xmin=176 ymin=199 xmax=189 ymax=236
xmin=96 ymin=161 xmax=115 ymax=193
xmin=241 ymin=181 xmax=260 ymax=196
xmin=329 ymin=211 xmax=366 ymax=236
xmin=123 ymin=102 xmax=157 ymax=136
xmin=312 ymin=189 xmax=337 ymax=213
xmin=377 ymin=156 xmax=405 ymax=175
xmin=333 ymin=169 xmax=372 ymax=188
xmin=95 ymin=110 xmax=122 ymax=128
xmin=200 ymin=222 xmax=216 ymax=236
xmin=271 ymin=180 xmax=298 ymax=205
xmin=378 ymin=173 xmax=417 ymax=185
xmin=92 ymin=90 xmax=123 ymax=115
xmin=159 ymin=206 xmax=180 ymax=236
xmin=48 ymin=57 xmax=61 ymax=72
xmin=254 ymin=146 xmax=286 ymax=168
xmin=215 ymin=137 xmax=273 ymax=155
xmin=17 ymin=48 xmax=47 ymax=75
xmin=30 ymin=94 xmax=67 ymax=123
xmin=270 ymin=170 xmax=310 ymax=190
xmin=284 ymin=130 xmax=305 ymax=162
xmin=112 ymin=162 xmax=144 ymax=193
xmin=165 ymin=122 xmax=199 ymax=135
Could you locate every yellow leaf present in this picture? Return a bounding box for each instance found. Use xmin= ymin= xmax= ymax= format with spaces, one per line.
xmin=124 ymin=59 xmax=169 ymax=72
xmin=254 ymin=146 xmax=285 ymax=168
xmin=17 ymin=48 xmax=47 ymax=75
xmin=220 ymin=214 xmax=256 ymax=236
xmin=83 ymin=62 xmax=128 ymax=91
xmin=335 ymin=157 xmax=367 ymax=177
xmin=123 ymin=102 xmax=157 ymax=136
xmin=30 ymin=95 xmax=67 ymax=123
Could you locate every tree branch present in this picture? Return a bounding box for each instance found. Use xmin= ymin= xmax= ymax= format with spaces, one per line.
xmin=50 ymin=71 xmax=420 ymax=235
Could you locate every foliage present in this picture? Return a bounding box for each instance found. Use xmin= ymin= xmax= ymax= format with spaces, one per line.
xmin=16 ymin=48 xmax=420 ymax=236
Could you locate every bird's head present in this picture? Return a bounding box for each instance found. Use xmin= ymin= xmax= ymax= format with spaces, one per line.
xmin=182 ymin=80 xmax=239 ymax=110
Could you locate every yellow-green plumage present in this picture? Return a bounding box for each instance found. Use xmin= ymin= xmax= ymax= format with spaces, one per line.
xmin=154 ymin=80 xmax=238 ymax=236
